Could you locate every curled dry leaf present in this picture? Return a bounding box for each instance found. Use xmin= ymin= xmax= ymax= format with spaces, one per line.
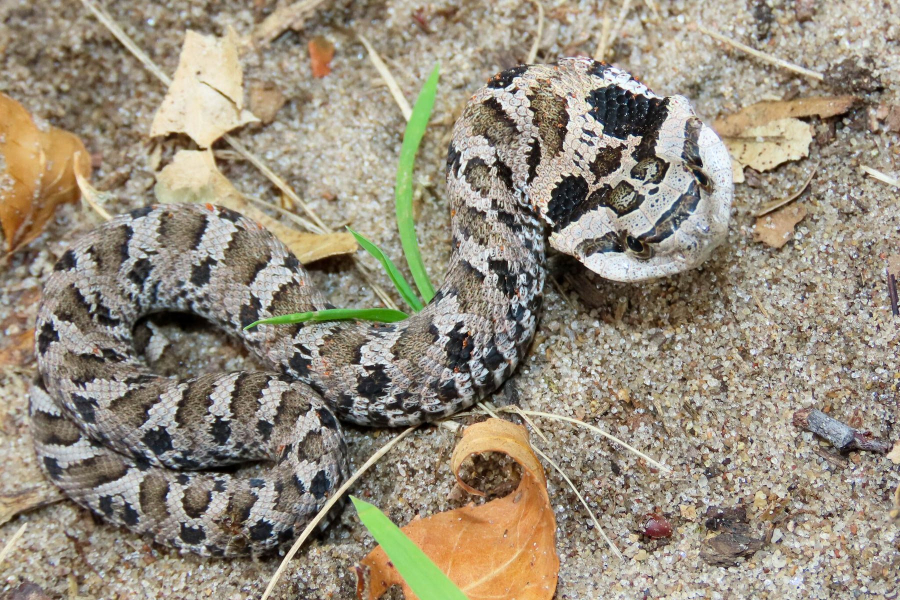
xmin=154 ymin=150 xmax=356 ymax=263
xmin=0 ymin=93 xmax=91 ymax=252
xmin=356 ymin=418 xmax=559 ymax=600
xmin=308 ymin=36 xmax=335 ymax=78
xmin=753 ymin=203 xmax=807 ymax=248
xmin=150 ymin=29 xmax=258 ymax=148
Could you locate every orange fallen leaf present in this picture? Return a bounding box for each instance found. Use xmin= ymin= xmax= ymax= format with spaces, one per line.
xmin=150 ymin=29 xmax=258 ymax=148
xmin=308 ymin=36 xmax=335 ymax=78
xmin=0 ymin=93 xmax=91 ymax=252
xmin=753 ymin=203 xmax=807 ymax=248
xmin=356 ymin=418 xmax=559 ymax=600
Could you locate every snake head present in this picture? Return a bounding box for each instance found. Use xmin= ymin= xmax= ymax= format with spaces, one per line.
xmin=545 ymin=92 xmax=732 ymax=283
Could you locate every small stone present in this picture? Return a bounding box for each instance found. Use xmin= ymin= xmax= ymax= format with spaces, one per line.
xmin=680 ymin=504 xmax=697 ymax=520
xmin=771 ymin=527 xmax=784 ymax=543
xmin=753 ymin=490 xmax=768 ymax=510
xmin=634 ymin=549 xmax=650 ymax=561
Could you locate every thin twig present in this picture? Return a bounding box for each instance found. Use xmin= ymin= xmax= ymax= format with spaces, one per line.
xmin=78 ymin=0 xmax=399 ymax=310
xmin=506 ymin=408 xmax=671 ymax=472
xmin=261 ymin=425 xmax=419 ymax=600
xmin=887 ymin=265 xmax=899 ymax=317
xmin=793 ymin=408 xmax=893 ymax=454
xmin=531 ymin=445 xmax=623 ymax=559
xmin=508 ymin=407 xmax=621 ymax=558
xmin=643 ymin=0 xmax=660 ymax=18
xmin=750 ymin=290 xmax=771 ymax=321
xmin=549 ymin=274 xmax=575 ymax=310
xmin=245 ymin=195 xmax=320 ymax=234
xmin=606 ymin=0 xmax=634 ymax=60
xmin=594 ymin=10 xmax=613 ymax=61
xmin=698 ymin=25 xmax=825 ymax=81
xmin=753 ymin=168 xmax=816 ymax=217
xmin=860 ymin=165 xmax=900 ymax=188
xmin=0 ymin=522 xmax=27 ymax=567
xmin=526 ymin=0 xmax=545 ymax=64
xmin=357 ymin=34 xmax=412 ymax=121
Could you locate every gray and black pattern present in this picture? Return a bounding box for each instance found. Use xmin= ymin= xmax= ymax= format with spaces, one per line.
xmin=31 ymin=58 xmax=732 ymax=556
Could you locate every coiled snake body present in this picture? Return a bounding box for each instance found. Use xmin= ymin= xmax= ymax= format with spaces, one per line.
xmin=31 ymin=58 xmax=732 ymax=556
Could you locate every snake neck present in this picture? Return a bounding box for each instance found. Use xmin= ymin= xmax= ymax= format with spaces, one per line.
xmin=266 ymin=75 xmax=555 ymax=427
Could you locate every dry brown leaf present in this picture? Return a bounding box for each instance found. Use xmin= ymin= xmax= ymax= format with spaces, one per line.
xmin=753 ymin=203 xmax=807 ymax=248
xmin=724 ymin=117 xmax=812 ymax=173
xmin=308 ymin=36 xmax=335 ymax=78
xmin=713 ymin=96 xmax=859 ymax=137
xmin=0 ymin=484 xmax=64 ymax=526
xmin=356 ymin=418 xmax=559 ymax=600
xmin=150 ymin=29 xmax=258 ymax=148
xmin=154 ymin=150 xmax=355 ymax=263
xmin=0 ymin=93 xmax=91 ymax=252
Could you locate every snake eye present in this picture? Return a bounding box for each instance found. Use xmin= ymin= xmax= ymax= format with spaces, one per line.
xmin=624 ymin=235 xmax=652 ymax=259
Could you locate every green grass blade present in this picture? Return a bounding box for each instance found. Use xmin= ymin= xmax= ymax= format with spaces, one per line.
xmin=347 ymin=227 xmax=424 ymax=313
xmin=395 ymin=62 xmax=440 ymax=304
xmin=351 ymin=496 xmax=469 ymax=600
xmin=244 ymin=308 xmax=408 ymax=330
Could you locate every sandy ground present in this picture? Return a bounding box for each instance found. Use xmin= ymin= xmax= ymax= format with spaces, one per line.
xmin=2 ymin=0 xmax=899 ymax=598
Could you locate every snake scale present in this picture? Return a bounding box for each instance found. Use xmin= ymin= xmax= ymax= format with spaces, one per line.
xmin=30 ymin=58 xmax=732 ymax=557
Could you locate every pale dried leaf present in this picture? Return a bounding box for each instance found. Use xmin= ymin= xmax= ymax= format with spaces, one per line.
xmin=0 ymin=93 xmax=91 ymax=251
xmin=150 ymin=29 xmax=258 ymax=148
xmin=753 ymin=203 xmax=807 ymax=248
xmin=357 ymin=418 xmax=559 ymax=600
xmin=154 ymin=150 xmax=355 ymax=263
xmin=0 ymin=484 xmax=64 ymax=527
xmin=731 ymin=157 xmax=745 ymax=184
xmin=713 ymin=96 xmax=859 ymax=137
xmin=724 ymin=118 xmax=812 ymax=172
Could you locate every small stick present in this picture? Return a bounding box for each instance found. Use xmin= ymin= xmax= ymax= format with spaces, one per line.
xmin=606 ymin=0 xmax=634 ymax=61
xmin=887 ymin=267 xmax=899 ymax=317
xmin=793 ymin=408 xmax=893 ymax=454
xmin=593 ymin=10 xmax=613 ymax=61
xmin=860 ymin=165 xmax=900 ymax=188
xmin=526 ymin=0 xmax=545 ymax=64
xmin=357 ymin=34 xmax=412 ymax=121
xmin=698 ymin=25 xmax=824 ymax=81
xmin=0 ymin=523 xmax=27 ymax=567
xmin=753 ymin=168 xmax=815 ymax=217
